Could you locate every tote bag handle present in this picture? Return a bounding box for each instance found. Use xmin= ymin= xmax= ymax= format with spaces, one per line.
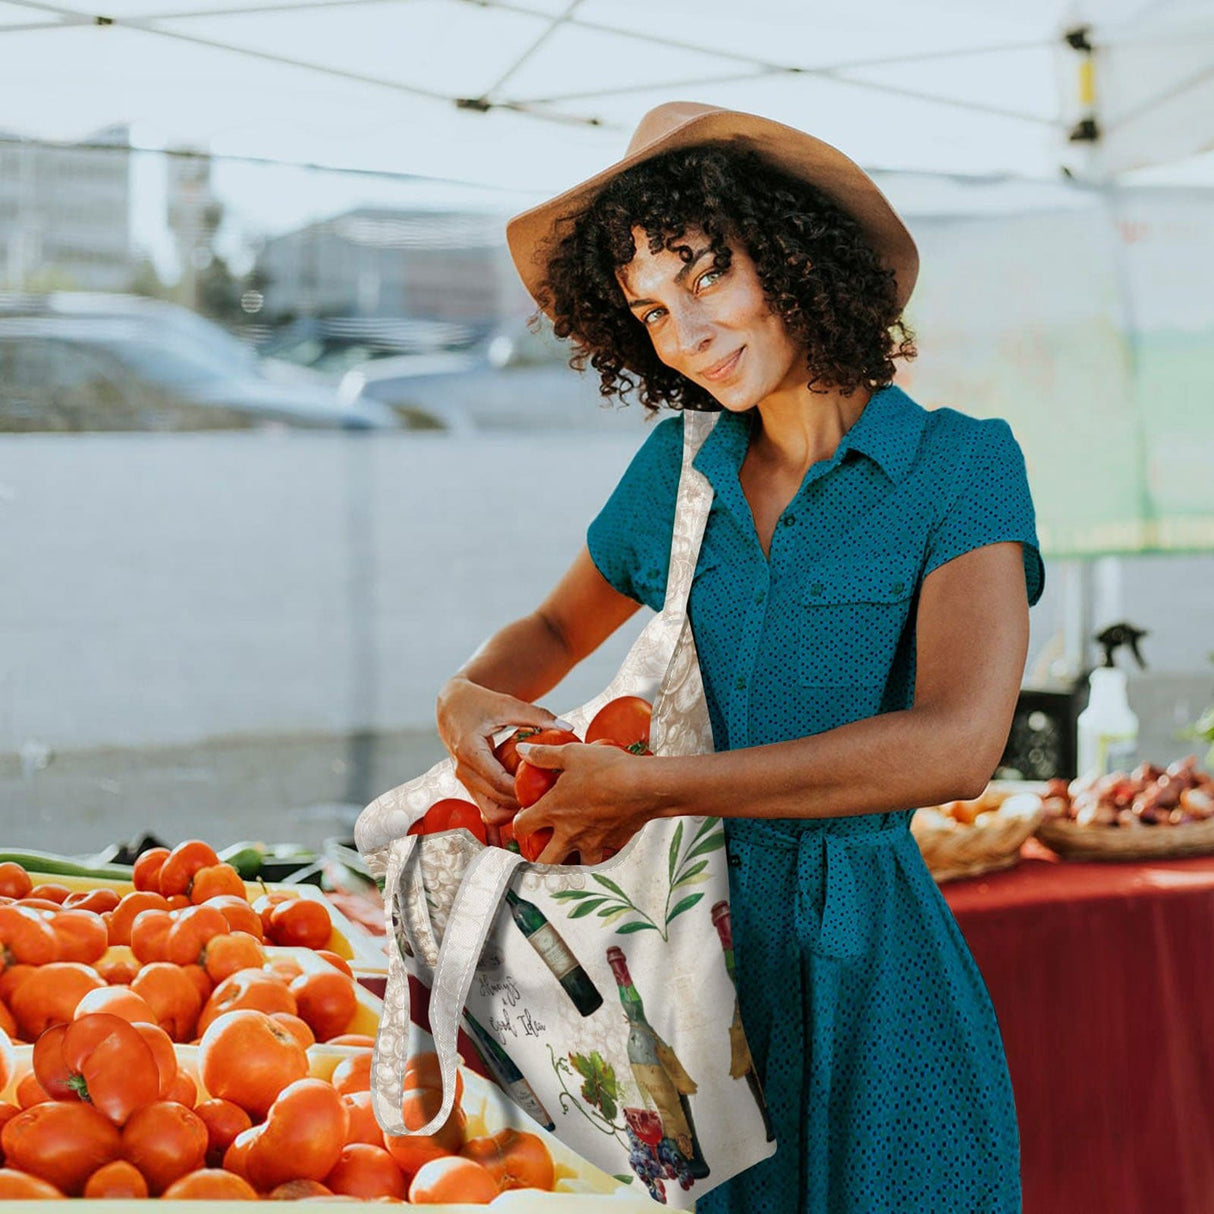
xmin=373 ymin=409 xmax=720 ymax=1136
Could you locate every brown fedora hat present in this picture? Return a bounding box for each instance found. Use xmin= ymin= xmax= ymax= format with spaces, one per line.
xmin=506 ymin=100 xmax=919 ymax=317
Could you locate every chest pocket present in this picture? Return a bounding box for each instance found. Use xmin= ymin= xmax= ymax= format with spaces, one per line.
xmin=796 ymin=560 xmax=919 ymax=688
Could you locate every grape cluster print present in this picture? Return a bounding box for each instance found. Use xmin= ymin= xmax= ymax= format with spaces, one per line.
xmin=624 ymin=1106 xmax=695 ymax=1203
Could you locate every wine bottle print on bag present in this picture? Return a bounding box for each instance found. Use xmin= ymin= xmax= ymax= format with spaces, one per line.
xmin=606 ymin=945 xmax=711 ymax=1189
xmin=505 ymin=888 xmax=604 ymax=1016
xmin=710 ymin=900 xmax=775 ymax=1141
xmin=461 ymin=1007 xmax=555 ymax=1131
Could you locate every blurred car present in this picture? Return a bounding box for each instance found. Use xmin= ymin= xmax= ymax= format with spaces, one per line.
xmin=257 ymin=315 xmax=488 ymax=379
xmin=336 ymin=331 xmax=650 ymax=435
xmin=0 ymin=295 xmax=400 ymax=432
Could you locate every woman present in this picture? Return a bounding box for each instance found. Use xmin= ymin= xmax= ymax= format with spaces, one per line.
xmin=436 ymin=102 xmax=1043 ymax=1212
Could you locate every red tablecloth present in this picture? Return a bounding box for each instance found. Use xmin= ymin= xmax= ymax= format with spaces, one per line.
xmin=943 ymin=838 xmax=1214 ymax=1214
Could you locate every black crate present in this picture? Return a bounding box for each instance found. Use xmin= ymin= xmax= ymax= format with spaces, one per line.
xmin=998 ymin=688 xmax=1079 ymax=781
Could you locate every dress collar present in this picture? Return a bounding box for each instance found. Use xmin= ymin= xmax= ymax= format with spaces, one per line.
xmin=691 ymin=382 xmax=926 ymax=494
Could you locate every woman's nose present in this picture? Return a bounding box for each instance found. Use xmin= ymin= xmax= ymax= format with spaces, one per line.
xmin=669 ymin=309 xmax=714 ymax=361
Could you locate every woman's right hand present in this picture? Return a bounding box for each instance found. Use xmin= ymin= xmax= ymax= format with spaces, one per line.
xmin=436 ymin=676 xmax=574 ymax=828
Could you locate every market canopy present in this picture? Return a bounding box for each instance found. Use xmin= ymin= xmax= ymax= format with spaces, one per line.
xmin=3 ymin=0 xmax=1213 ymax=556
xmin=4 ymin=0 xmax=1214 ymax=191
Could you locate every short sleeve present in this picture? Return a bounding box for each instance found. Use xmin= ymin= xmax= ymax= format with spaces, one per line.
xmin=924 ymin=418 xmax=1046 ymax=607
xmin=586 ymin=413 xmax=683 ymax=612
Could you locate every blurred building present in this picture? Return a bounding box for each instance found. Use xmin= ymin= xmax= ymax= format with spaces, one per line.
xmin=254 ymin=207 xmax=526 ymax=329
xmin=166 ymin=147 xmax=223 ymax=314
xmin=0 ymin=124 xmax=131 ymax=291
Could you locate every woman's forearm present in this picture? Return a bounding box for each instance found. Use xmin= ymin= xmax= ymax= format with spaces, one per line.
xmin=440 ymin=612 xmax=575 ymax=707
xmin=644 ymin=706 xmax=992 ymax=822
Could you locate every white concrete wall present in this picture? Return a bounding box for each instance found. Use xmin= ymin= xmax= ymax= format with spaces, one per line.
xmin=1 ymin=431 xmax=1211 ymax=758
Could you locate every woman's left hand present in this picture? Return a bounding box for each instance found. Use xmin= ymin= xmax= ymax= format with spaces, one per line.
xmin=511 ymin=741 xmax=659 ymax=865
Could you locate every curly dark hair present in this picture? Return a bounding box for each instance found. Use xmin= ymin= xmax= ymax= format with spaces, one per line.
xmin=531 ymin=140 xmax=917 ymax=415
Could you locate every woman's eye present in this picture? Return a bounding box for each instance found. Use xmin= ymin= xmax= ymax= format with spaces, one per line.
xmin=641 ymin=307 xmax=664 ymax=327
xmin=697 ymin=268 xmax=722 ymax=290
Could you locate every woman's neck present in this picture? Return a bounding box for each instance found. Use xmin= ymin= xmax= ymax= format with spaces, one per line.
xmin=746 ymin=382 xmax=873 ymax=478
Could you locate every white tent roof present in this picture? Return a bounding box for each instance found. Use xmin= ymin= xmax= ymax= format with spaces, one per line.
xmin=4 ymin=0 xmax=1214 ymax=203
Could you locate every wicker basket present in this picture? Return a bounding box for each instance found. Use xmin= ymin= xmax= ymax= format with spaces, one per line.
xmin=1036 ymin=814 xmax=1214 ymax=861
xmin=911 ymin=787 xmax=1045 ymax=883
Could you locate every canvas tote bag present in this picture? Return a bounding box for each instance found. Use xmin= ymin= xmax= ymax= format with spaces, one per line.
xmin=355 ymin=408 xmax=776 ymax=1207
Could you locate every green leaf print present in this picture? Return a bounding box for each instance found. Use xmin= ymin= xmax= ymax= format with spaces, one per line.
xmin=665 ymin=892 xmax=704 ymax=925
xmin=592 ymin=873 xmax=630 ymax=900
xmin=683 ymin=830 xmax=726 ymax=863
xmin=570 ymin=1051 xmax=619 ymax=1122
xmin=667 ymin=820 xmax=684 ymax=884
xmin=554 ymin=818 xmax=725 ymax=943
xmin=671 ymin=859 xmax=709 ymax=888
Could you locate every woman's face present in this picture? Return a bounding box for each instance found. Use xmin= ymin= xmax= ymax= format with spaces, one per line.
xmin=614 ymin=224 xmax=807 ymax=410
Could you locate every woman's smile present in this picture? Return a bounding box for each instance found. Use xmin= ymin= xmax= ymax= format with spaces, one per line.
xmin=701 ymin=346 xmax=745 ymax=381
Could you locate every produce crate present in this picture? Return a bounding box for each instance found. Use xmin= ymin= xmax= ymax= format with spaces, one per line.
xmin=1 ymin=1034 xmax=656 ymax=1210
xmin=16 ymin=868 xmax=387 ymax=973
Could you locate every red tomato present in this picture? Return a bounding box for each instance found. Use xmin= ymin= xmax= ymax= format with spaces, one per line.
xmin=131 ymin=1021 xmax=178 ymax=1098
xmin=514 ymin=760 xmax=556 ymax=810
xmin=132 ymin=847 xmax=171 ymax=894
xmin=28 ymin=884 xmax=70 ymax=905
xmin=106 ymin=891 xmax=170 ymax=948
xmin=515 ymin=824 xmax=554 ymax=864
xmin=194 ymin=1098 xmax=253 ymax=1168
xmin=0 ymin=863 xmax=32 ymax=900
xmin=157 ymin=840 xmax=220 ymax=899
xmin=408 ymin=1154 xmax=497 ymax=1204
xmin=461 ymin=1126 xmax=555 ymax=1192
xmin=9 ymin=962 xmax=105 ymax=1040
xmin=267 ymin=898 xmax=332 ymax=951
xmin=121 ymin=1100 xmax=209 ymax=1195
xmin=34 ymin=1013 xmax=161 ymax=1126
xmin=0 ymin=1168 xmax=65 ymax=1199
xmin=331 ymin=1051 xmax=372 ymax=1095
xmin=195 ymin=967 xmax=296 ymax=1038
xmin=341 ymin=1091 xmax=383 ymax=1146
xmin=198 ymin=1009 xmax=309 ymax=1120
xmin=0 ymin=1101 xmax=123 ymax=1195
xmin=288 ymin=970 xmax=357 ymax=1042
xmin=189 ymin=863 xmax=247 ymax=904
xmin=492 ymin=727 xmax=543 ymax=777
xmin=130 ymin=962 xmax=203 ymax=1042
xmin=72 ymin=984 xmax=156 ymax=1025
xmin=243 ymin=1077 xmax=349 ymax=1190
xmin=162 ymin=1167 xmax=259 ymax=1200
xmin=0 ymin=864 xmax=31 ymax=903
xmin=408 ymin=798 xmax=488 ymax=844
xmin=62 ymin=888 xmax=120 ymax=915
xmin=586 ymin=695 xmax=653 ymax=752
xmin=0 ymin=905 xmax=60 ymax=968
xmin=83 ymin=1159 xmax=149 ymax=1198
xmin=324 ymin=1142 xmax=407 ymax=1200
xmin=165 ymin=904 xmax=230 ymax=967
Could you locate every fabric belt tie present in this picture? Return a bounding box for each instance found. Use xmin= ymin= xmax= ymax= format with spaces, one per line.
xmin=732 ymin=820 xmax=913 ymax=962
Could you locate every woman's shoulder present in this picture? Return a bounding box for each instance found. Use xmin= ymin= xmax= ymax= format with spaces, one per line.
xmin=910 ymin=397 xmax=1025 ymax=469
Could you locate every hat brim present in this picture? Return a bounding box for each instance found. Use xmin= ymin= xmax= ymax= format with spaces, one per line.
xmin=505 ymin=106 xmax=919 ymax=319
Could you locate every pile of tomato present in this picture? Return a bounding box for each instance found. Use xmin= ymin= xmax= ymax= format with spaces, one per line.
xmin=0 ymin=842 xmax=556 ymax=1202
xmin=411 ymin=694 xmax=654 ymax=864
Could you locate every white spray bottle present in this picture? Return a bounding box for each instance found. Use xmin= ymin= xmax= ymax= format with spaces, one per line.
xmin=1076 ymin=622 xmax=1147 ymax=780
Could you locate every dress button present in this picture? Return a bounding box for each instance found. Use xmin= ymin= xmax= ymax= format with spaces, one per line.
xmin=783 ymin=514 xmax=796 ymax=526
xmin=892 ymin=580 xmax=905 ymax=594
xmin=810 ymin=582 xmax=823 ymax=596
xmin=735 ymin=675 xmax=747 ymax=691
xmin=754 ymin=588 xmax=766 ymax=604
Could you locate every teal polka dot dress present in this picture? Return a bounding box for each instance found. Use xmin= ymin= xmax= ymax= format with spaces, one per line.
xmin=586 ymin=385 xmax=1044 ymax=1213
